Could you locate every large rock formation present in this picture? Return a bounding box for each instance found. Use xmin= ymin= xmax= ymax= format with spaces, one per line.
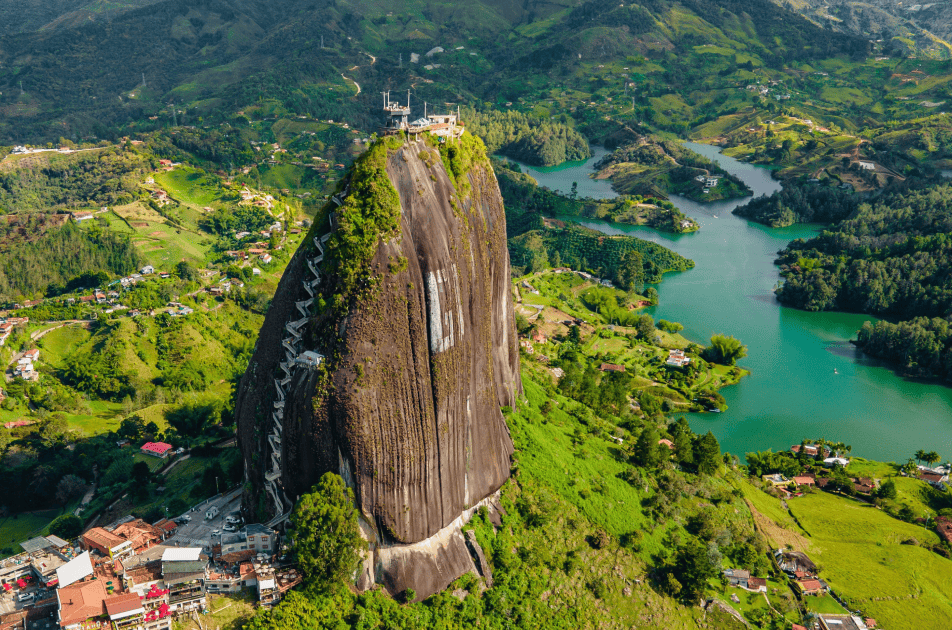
xmin=235 ymin=134 xmax=521 ymax=599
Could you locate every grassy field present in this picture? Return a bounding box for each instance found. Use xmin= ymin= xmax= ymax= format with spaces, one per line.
xmin=785 ymin=491 xmax=952 ymax=628
xmin=0 ymin=508 xmax=63 ymax=553
xmin=172 ymin=592 xmax=257 ymax=630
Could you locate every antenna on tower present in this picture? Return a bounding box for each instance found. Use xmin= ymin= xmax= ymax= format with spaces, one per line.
xmin=407 ymin=90 xmax=410 ymax=110
xmin=424 ymin=101 xmax=427 ymax=118
xmin=142 ymin=72 xmax=146 ymax=88
xmin=19 ymin=81 xmax=24 ymax=96
xmin=399 ymin=53 xmax=402 ymax=67
xmin=321 ymin=35 xmax=324 ymax=49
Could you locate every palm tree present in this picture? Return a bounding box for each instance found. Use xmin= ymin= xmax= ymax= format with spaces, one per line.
xmin=915 ymin=449 xmax=927 ymax=465
xmin=925 ymin=451 xmax=941 ymax=467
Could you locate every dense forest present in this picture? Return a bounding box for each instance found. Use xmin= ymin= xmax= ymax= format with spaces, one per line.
xmin=495 ymin=161 xmax=695 ymax=234
xmin=508 ymin=223 xmax=693 ymax=289
xmin=0 ymin=220 xmax=141 ymax=299
xmin=464 ymin=108 xmax=591 ymax=167
xmin=775 ymin=181 xmax=952 ymax=319
xmin=0 ymin=147 xmax=150 ymax=213
xmin=856 ymin=317 xmax=952 ymax=383
xmin=773 ymin=182 xmax=952 ymax=381
xmin=733 ymin=181 xmax=861 ymax=227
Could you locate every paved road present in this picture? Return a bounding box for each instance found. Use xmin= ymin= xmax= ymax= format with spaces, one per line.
xmin=167 ymin=489 xmax=243 ymax=551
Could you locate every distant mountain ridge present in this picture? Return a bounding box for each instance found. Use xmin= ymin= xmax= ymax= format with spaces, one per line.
xmin=0 ymin=0 xmax=866 ymax=143
xmin=778 ymin=0 xmax=952 ymax=57
xmin=0 ymin=0 xmax=162 ymax=35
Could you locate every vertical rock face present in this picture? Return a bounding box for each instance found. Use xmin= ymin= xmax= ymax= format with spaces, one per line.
xmin=235 ymin=135 xmax=521 ymax=599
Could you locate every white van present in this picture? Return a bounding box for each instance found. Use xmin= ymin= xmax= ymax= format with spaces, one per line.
xmin=17 ymin=592 xmax=33 ymax=602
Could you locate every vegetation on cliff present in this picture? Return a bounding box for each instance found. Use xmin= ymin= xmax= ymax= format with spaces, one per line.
xmin=319 ymin=136 xmax=403 ymax=313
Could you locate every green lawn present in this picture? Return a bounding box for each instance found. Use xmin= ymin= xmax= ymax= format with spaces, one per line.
xmin=0 ymin=508 xmax=63 ymax=554
xmin=172 ymin=592 xmax=257 ymax=630
xmin=805 ymin=594 xmax=850 ymax=615
xmin=787 ymin=491 xmax=952 ymax=628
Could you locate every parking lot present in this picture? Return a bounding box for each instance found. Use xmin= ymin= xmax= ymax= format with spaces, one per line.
xmin=166 ymin=489 xmax=243 ymax=550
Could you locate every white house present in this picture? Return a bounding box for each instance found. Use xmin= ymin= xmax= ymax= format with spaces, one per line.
xmin=141 ymin=265 xmax=155 ymax=275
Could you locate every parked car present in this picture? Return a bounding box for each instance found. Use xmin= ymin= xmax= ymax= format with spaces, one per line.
xmin=223 ymin=524 xmax=237 ymax=532
xmin=17 ymin=592 xmax=33 ymax=602
xmin=225 ymin=516 xmax=241 ymax=525
xmin=211 ymin=529 xmax=221 ymax=536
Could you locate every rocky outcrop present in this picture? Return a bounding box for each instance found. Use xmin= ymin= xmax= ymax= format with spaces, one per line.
xmin=235 ymin=134 xmax=520 ymax=599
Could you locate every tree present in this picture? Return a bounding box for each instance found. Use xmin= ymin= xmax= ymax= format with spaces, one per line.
xmin=132 ymin=461 xmax=152 ymax=484
xmin=175 ymin=260 xmax=199 ymax=282
xmin=671 ymin=538 xmax=718 ymax=601
xmin=694 ymin=431 xmax=721 ymax=475
xmin=290 ymin=473 xmax=366 ymax=590
xmin=635 ymin=314 xmax=655 ymax=340
xmin=703 ymin=335 xmax=747 ymax=365
xmin=914 ymin=450 xmax=927 ymax=465
xmin=40 ymin=414 xmax=70 ymax=447
xmin=55 ymin=475 xmax=86 ymax=505
xmin=49 ymin=514 xmax=83 ymax=540
xmin=632 ymin=425 xmax=661 ymax=468
xmin=673 ymin=430 xmax=694 ymax=466
xmin=924 ymin=451 xmax=941 ymax=466
xmin=877 ymin=478 xmax=898 ymax=500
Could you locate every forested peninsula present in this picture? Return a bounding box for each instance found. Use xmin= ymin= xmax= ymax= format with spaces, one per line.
xmin=774 ymin=181 xmax=952 ymax=381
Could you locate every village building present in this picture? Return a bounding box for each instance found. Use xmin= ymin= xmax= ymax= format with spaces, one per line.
xmin=794 ymin=578 xmax=827 ymax=596
xmin=160 ymin=548 xmax=208 ymax=615
xmin=141 ymin=265 xmax=155 ymax=275
xmin=817 ymin=614 xmax=870 ymax=630
xmin=82 ymin=528 xmax=134 ymax=561
xmin=823 ymin=457 xmax=850 ymax=468
xmin=598 ymin=363 xmax=625 ymax=373
xmin=775 ymin=549 xmax=817 ymax=577
xmin=220 ymin=524 xmax=278 ymax=557
xmin=792 ymin=476 xmax=816 ymax=488
xmin=791 ymin=444 xmax=831 ymax=458
xmin=746 ymin=577 xmax=767 ymax=592
xmin=140 ymin=442 xmax=173 ymax=458
xmin=723 ymin=568 xmax=750 ymax=588
xmin=666 ymin=349 xmax=691 ymax=368
xmin=761 ymin=473 xmax=790 ymax=487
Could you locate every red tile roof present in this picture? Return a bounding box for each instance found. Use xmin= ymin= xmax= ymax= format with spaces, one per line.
xmin=658 ymin=439 xmax=674 ymax=449
xmin=797 ymin=579 xmax=824 ymax=592
xmin=57 ymin=579 xmax=108 ymax=627
xmin=140 ymin=442 xmax=172 ymax=455
xmin=104 ymin=592 xmax=143 ymax=617
xmin=83 ymin=527 xmax=124 ymax=552
xmin=793 ymin=476 xmax=815 ymax=485
xmin=599 ymin=363 xmax=625 ymax=372
xmin=747 ymin=577 xmax=767 ymax=589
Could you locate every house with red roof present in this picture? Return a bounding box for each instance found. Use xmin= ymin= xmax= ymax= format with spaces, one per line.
xmin=56 ymin=579 xmax=108 ymax=629
xmin=793 ymin=476 xmax=816 ymax=488
xmin=794 ymin=578 xmax=827 ymax=595
xmin=82 ymin=528 xmax=133 ymax=560
xmin=140 ymin=442 xmax=173 ymax=458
